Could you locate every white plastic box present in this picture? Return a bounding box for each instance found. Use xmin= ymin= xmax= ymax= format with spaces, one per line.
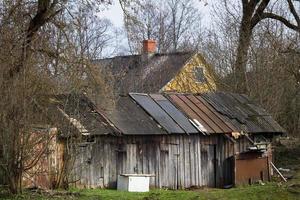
xmin=117 ymin=174 xmax=153 ymax=192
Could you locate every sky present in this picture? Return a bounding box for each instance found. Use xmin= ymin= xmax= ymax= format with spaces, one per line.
xmin=100 ymin=0 xmax=212 ymax=29
xmin=98 ymin=1 xmax=212 ymax=56
xmin=100 ymin=1 xmax=124 ymax=28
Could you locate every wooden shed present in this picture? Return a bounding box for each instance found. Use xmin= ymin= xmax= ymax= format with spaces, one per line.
xmin=39 ymin=92 xmax=285 ymax=189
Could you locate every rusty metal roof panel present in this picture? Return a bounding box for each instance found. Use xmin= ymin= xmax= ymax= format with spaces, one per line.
xmin=168 ymin=94 xmax=214 ymax=133
xmin=193 ymin=95 xmax=236 ymax=133
xmin=185 ymin=95 xmax=224 ymax=133
xmin=167 ymin=94 xmax=237 ymax=134
xmin=130 ymin=93 xmax=185 ymax=134
xmin=149 ymin=94 xmax=198 ymax=134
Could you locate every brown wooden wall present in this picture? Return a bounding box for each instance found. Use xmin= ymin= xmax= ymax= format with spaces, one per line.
xmin=20 ymin=128 xmax=64 ymax=189
xmin=69 ymin=134 xmax=252 ymax=189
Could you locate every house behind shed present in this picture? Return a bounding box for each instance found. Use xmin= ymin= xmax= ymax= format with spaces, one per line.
xmin=38 ymin=92 xmax=285 ymax=189
xmin=92 ymin=40 xmax=217 ymax=98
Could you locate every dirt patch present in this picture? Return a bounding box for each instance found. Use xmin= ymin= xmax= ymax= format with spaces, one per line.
xmin=143 ymin=193 xmax=160 ymax=200
xmin=26 ymin=188 xmax=81 ymax=198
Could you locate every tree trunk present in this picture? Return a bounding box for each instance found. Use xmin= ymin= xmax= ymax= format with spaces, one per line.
xmin=234 ymin=17 xmax=253 ymax=94
xmin=8 ymin=171 xmax=22 ymax=194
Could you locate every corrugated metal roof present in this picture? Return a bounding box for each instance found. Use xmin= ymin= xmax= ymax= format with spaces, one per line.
xmin=150 ymin=94 xmax=198 ymax=134
xmin=201 ymin=92 xmax=285 ymax=133
xmin=130 ymin=93 xmax=185 ymax=134
xmin=167 ymin=94 xmax=236 ymax=134
xmin=104 ymin=96 xmax=167 ymax=135
xmin=133 ymin=92 xmax=284 ymax=134
xmin=49 ymin=92 xmax=285 ymax=136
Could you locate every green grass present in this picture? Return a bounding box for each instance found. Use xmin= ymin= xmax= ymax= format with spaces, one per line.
xmin=74 ymin=184 xmax=300 ymax=200
xmin=1 ymin=183 xmax=299 ymax=200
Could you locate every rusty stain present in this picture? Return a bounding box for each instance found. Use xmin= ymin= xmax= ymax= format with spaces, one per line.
xmin=195 ymin=95 xmax=237 ymax=132
xmin=168 ymin=94 xmax=235 ymax=134
xmin=168 ymin=94 xmax=214 ymax=133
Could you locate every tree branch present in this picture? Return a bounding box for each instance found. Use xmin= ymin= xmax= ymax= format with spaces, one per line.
xmin=7 ymin=0 xmax=64 ymax=79
xmin=261 ymin=12 xmax=300 ymax=32
xmin=23 ymin=134 xmax=55 ymax=171
xmin=241 ymin=0 xmax=249 ymax=11
xmin=251 ymin=0 xmax=271 ymax=28
xmin=287 ymin=0 xmax=300 ymax=26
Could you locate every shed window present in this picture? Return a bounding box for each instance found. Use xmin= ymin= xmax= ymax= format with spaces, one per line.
xmin=194 ymin=67 xmax=207 ymax=83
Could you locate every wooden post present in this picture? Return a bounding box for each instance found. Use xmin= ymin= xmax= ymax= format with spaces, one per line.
xmin=270 ymin=162 xmax=287 ymax=182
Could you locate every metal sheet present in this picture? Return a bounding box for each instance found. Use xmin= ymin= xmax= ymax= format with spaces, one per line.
xmin=262 ymin=116 xmax=285 ymax=133
xmin=226 ymin=93 xmax=278 ymax=133
xmin=195 ymin=96 xmax=237 ymax=132
xmin=202 ymin=93 xmax=233 ymax=118
xmin=184 ymin=95 xmax=223 ymax=133
xmin=203 ymin=93 xmax=246 ymax=123
xmin=150 ymin=94 xmax=198 ymax=134
xmin=223 ymin=93 xmax=251 ymax=120
xmin=235 ymin=155 xmax=269 ymax=185
xmin=53 ymin=92 xmax=284 ymax=136
xmin=168 ymin=94 xmax=213 ymax=133
xmin=106 ymin=96 xmax=167 ymax=135
xmin=201 ymin=92 xmax=285 ymax=134
xmin=188 ymin=95 xmax=233 ymax=133
xmin=130 ymin=94 xmax=185 ymax=134
xmin=246 ymin=103 xmax=268 ymax=116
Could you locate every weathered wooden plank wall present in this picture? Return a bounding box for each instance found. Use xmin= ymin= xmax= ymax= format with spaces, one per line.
xmin=69 ymin=134 xmax=251 ymax=189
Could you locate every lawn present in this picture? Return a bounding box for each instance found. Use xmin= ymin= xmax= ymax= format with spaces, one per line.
xmin=1 ymin=181 xmax=299 ymax=200
xmin=75 ymin=183 xmax=300 ymax=200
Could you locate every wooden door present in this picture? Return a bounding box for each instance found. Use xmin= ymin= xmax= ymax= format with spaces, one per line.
xmin=208 ymin=144 xmax=217 ymax=187
xmin=170 ymin=144 xmax=179 ymax=189
xmin=159 ymin=143 xmax=179 ymax=189
xmin=201 ymin=144 xmax=216 ymax=187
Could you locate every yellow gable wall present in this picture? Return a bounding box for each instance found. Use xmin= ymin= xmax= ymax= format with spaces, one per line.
xmin=161 ymin=54 xmax=217 ymax=93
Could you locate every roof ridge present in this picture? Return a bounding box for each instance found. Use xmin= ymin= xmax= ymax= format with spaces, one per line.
xmin=94 ymin=51 xmax=194 ymax=61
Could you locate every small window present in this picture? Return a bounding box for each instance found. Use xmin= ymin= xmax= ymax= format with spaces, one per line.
xmin=194 ymin=67 xmax=207 ymax=83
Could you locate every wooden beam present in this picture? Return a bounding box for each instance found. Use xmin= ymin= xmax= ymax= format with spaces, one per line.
xmin=270 ymin=162 xmax=287 ymax=182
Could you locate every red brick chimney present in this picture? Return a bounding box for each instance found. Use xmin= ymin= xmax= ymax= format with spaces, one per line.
xmin=142 ymin=39 xmax=156 ymax=54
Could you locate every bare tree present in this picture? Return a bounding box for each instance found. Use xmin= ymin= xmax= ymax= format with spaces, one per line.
xmin=233 ymin=0 xmax=300 ymax=93
xmin=5 ymin=0 xmax=65 ymax=79
xmin=121 ymin=0 xmax=202 ymax=53
xmin=0 ymin=0 xmax=113 ymax=194
xmin=247 ymin=24 xmax=300 ymax=135
xmin=204 ymin=0 xmax=300 ymax=135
